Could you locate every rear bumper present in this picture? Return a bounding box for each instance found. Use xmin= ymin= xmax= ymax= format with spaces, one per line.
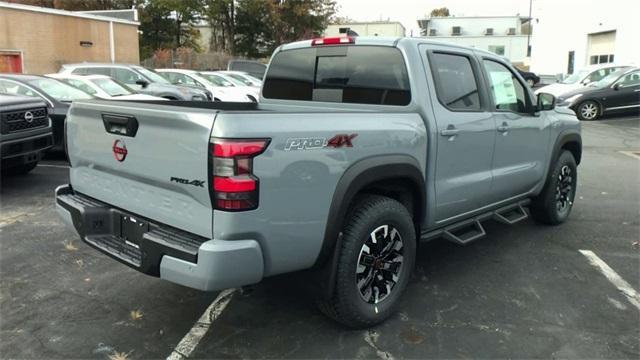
xmin=55 ymin=184 xmax=264 ymax=291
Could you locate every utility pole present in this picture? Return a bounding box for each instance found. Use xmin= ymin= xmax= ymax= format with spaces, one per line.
xmin=526 ymin=0 xmax=533 ymax=57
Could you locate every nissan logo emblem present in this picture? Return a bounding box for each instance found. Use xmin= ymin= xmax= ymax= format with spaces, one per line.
xmin=112 ymin=139 xmax=128 ymax=162
xmin=24 ymin=111 xmax=34 ymax=123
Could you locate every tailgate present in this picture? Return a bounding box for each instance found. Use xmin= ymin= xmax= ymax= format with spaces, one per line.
xmin=66 ymin=100 xmax=215 ymax=238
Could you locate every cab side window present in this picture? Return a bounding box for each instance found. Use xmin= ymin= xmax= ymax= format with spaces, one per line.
xmin=430 ymin=52 xmax=481 ymax=111
xmin=482 ymin=60 xmax=528 ymax=114
xmin=113 ymin=68 xmax=142 ymax=85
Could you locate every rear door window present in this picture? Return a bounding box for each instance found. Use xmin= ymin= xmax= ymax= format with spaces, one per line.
xmin=429 ymin=52 xmax=481 ymax=111
xmin=263 ymin=46 xmax=411 ymax=106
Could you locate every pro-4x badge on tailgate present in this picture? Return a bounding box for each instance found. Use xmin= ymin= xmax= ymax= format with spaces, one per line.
xmin=112 ymin=139 xmax=127 ymax=162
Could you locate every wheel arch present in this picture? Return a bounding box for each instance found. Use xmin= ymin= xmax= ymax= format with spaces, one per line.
xmin=555 ymin=131 xmax=582 ymax=165
xmin=313 ymin=155 xmax=425 ymax=297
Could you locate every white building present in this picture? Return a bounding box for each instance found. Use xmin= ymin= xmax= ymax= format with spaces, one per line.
xmin=529 ymin=0 xmax=640 ymax=76
xmin=417 ymin=16 xmax=532 ymax=65
xmin=324 ymin=22 xmax=406 ymax=37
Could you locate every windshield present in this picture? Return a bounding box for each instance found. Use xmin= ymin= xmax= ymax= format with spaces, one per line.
xmin=91 ymin=78 xmax=133 ymax=96
xmin=199 ymin=73 xmax=235 ymax=87
xmin=135 ymin=67 xmax=171 ymax=84
xmin=218 ymin=74 xmax=246 ymax=87
xmin=226 ymin=73 xmax=254 ymax=86
xmin=561 ymin=70 xmax=589 ymax=84
xmin=28 ymin=78 xmax=93 ymax=101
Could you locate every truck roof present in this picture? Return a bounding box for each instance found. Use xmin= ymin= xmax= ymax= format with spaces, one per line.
xmin=279 ymin=36 xmax=498 ymax=57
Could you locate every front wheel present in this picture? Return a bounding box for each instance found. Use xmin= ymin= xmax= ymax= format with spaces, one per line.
xmin=576 ymin=101 xmax=600 ymax=120
xmin=531 ymin=151 xmax=577 ymax=225
xmin=317 ymin=195 xmax=416 ymax=328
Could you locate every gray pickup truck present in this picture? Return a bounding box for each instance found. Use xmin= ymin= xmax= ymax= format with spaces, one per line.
xmin=56 ymin=37 xmax=581 ymax=328
xmin=1 ymin=94 xmax=53 ymax=175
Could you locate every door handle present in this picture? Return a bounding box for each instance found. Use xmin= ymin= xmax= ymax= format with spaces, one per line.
xmin=634 ymin=89 xmax=640 ymax=92
xmin=497 ymin=123 xmax=509 ymax=133
xmin=102 ymin=113 xmax=139 ymax=137
xmin=440 ymin=126 xmax=459 ymax=137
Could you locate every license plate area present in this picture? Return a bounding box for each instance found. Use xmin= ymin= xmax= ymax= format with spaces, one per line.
xmin=120 ymin=215 xmax=149 ymax=248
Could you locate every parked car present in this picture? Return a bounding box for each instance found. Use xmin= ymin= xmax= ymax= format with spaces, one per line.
xmin=56 ymin=36 xmax=581 ymax=328
xmin=0 ymin=74 xmax=93 ymax=151
xmin=46 ymin=74 xmax=166 ymax=101
xmin=535 ymin=64 xmax=632 ymax=97
xmin=1 ymin=94 xmax=53 ymax=175
xmin=155 ymin=69 xmax=253 ymax=102
xmin=556 ymin=67 xmax=640 ymax=120
xmin=217 ymin=70 xmax=263 ymax=87
xmin=58 ymin=63 xmax=210 ymax=101
xmin=199 ymin=71 xmax=260 ymax=101
xmin=517 ymin=69 xmax=540 ymax=87
xmin=227 ymin=59 xmax=267 ymax=79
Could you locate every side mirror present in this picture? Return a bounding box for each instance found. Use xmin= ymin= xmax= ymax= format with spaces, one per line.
xmin=537 ymin=92 xmax=555 ymax=111
xmin=613 ymin=83 xmax=621 ymax=90
xmin=135 ymin=79 xmax=150 ymax=88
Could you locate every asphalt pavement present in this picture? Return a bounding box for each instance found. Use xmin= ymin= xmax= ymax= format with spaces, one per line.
xmin=1 ymin=116 xmax=638 ymax=359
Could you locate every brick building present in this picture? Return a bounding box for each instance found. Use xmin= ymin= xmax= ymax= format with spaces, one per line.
xmin=0 ymin=2 xmax=140 ymax=75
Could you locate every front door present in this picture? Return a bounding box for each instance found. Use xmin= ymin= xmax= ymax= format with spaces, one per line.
xmin=604 ymin=70 xmax=640 ymax=113
xmin=422 ymin=46 xmax=496 ymax=222
xmin=481 ymin=58 xmax=550 ymax=202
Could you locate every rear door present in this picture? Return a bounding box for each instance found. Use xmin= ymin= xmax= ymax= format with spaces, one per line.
xmin=480 ymin=57 xmax=550 ymax=202
xmin=421 ymin=45 xmax=496 ymax=222
xmin=66 ymin=100 xmax=215 ymax=238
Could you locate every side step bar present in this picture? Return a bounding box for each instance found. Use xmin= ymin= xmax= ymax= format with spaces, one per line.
xmin=421 ymin=200 xmax=530 ymax=245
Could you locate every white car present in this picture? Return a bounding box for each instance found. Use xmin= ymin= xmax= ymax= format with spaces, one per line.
xmin=217 ymin=70 xmax=263 ymax=87
xmin=197 ymin=71 xmax=260 ymax=102
xmin=46 ymin=74 xmax=166 ymax=101
xmin=155 ymin=69 xmax=254 ymax=102
xmin=535 ymin=64 xmax=631 ymax=97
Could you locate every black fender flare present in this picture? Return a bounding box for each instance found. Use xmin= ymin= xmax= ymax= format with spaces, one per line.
xmin=313 ymin=155 xmax=425 ymax=298
xmin=551 ymin=129 xmax=582 ymax=165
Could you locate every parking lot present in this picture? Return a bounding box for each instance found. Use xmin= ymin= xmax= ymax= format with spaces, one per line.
xmin=1 ymin=116 xmax=638 ymax=359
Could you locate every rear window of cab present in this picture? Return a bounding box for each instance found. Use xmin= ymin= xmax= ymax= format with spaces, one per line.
xmin=263 ymin=46 xmax=411 ymax=106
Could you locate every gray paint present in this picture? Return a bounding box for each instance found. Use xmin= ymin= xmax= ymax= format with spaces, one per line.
xmin=58 ymin=36 xmax=580 ymax=291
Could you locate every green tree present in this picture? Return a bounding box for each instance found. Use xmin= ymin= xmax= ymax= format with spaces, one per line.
xmin=234 ymin=0 xmax=336 ymax=57
xmin=430 ymin=7 xmax=450 ymax=17
xmin=138 ymin=0 xmax=203 ymax=59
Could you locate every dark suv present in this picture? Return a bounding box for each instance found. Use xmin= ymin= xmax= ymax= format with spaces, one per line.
xmin=1 ymin=94 xmax=53 ymax=175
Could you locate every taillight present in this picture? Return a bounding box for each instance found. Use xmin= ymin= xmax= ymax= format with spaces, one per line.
xmin=311 ymin=36 xmax=355 ymax=46
xmin=210 ymin=138 xmax=269 ymax=211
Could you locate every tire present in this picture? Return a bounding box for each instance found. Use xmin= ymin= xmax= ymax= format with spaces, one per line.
xmin=530 ymin=151 xmax=577 ymax=225
xmin=526 ymin=78 xmax=535 ymax=87
xmin=317 ymin=195 xmax=416 ymax=328
xmin=576 ymin=100 xmax=600 ymax=120
xmin=3 ymin=162 xmax=38 ymax=176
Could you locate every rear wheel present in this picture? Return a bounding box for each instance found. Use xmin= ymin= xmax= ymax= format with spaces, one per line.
xmin=318 ymin=195 xmax=416 ymax=328
xmin=531 ymin=151 xmax=577 ymax=225
xmin=576 ymin=101 xmax=600 ymax=120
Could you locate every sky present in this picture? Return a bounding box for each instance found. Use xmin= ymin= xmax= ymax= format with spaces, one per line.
xmin=334 ymin=0 xmax=533 ymax=36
